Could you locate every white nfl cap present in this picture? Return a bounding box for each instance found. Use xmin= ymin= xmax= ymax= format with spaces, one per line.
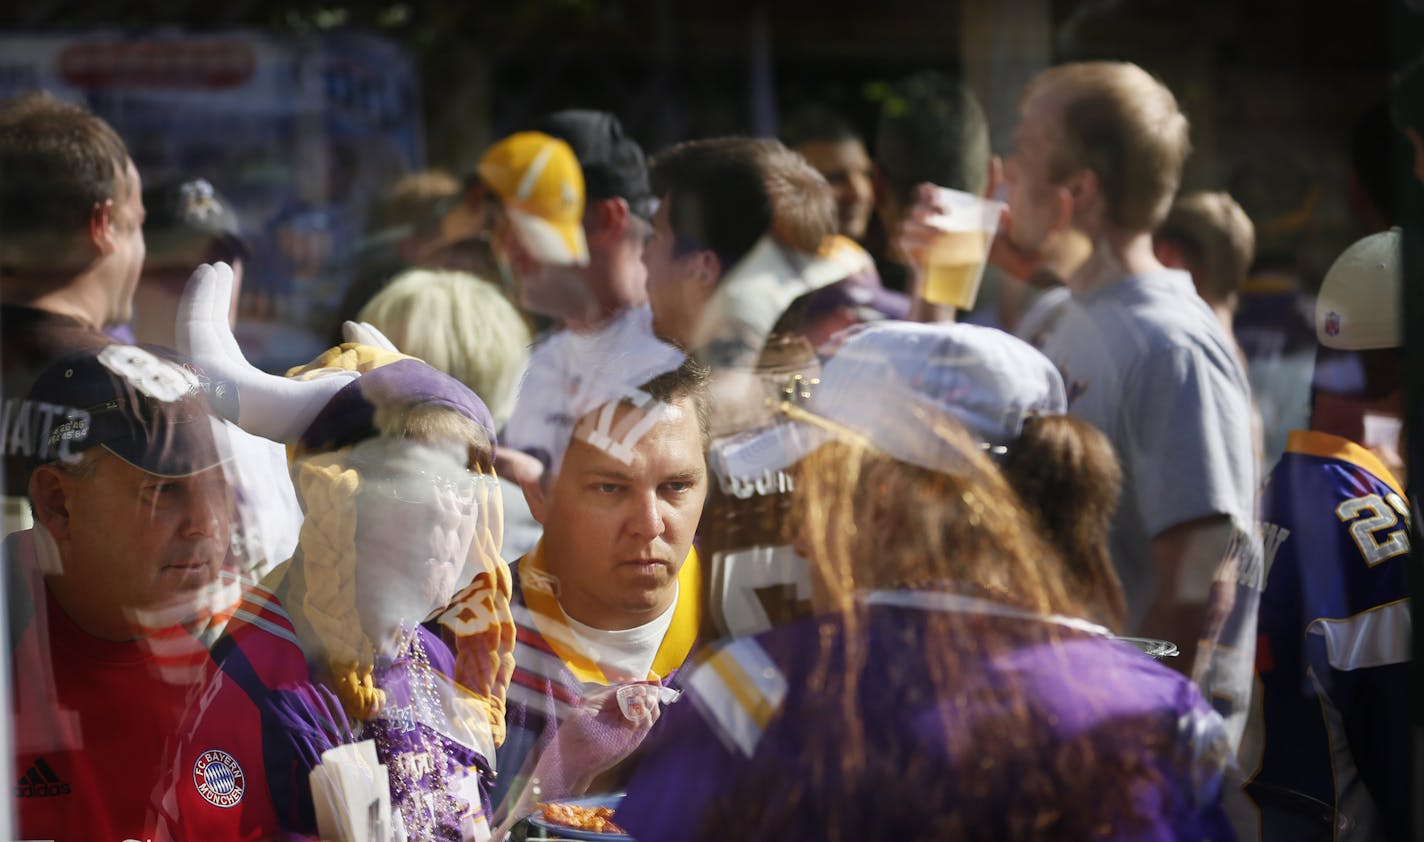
xmin=711 ymin=321 xmax=1067 ymax=483
xmin=1316 ymin=227 xmax=1402 ymax=350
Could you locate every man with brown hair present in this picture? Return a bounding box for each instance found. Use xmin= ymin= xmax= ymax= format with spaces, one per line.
xmin=782 ymin=103 xmax=875 ymax=243
xmin=1002 ymin=62 xmax=1258 ymax=744
xmin=0 ymin=92 xmax=146 ymax=520
xmin=644 ymin=136 xmax=840 ymax=370
xmin=871 ymin=71 xmax=991 ymax=296
xmin=450 ymin=356 xmax=710 ymax=817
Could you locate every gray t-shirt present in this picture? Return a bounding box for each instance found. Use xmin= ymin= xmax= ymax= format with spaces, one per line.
xmin=1038 ymin=270 xmax=1260 ymax=746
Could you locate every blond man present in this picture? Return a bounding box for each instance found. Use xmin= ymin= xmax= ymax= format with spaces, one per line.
xmin=1154 ymin=190 xmax=1256 ymax=352
xmin=1000 ymin=62 xmax=1258 ymax=745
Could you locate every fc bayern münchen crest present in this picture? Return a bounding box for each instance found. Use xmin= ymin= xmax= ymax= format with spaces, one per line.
xmin=193 ymin=749 xmax=246 ymax=808
xmin=1324 ymin=311 xmax=1342 ymax=337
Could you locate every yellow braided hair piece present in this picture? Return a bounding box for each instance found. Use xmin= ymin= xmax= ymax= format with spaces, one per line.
xmin=295 ymin=453 xmax=385 ymax=720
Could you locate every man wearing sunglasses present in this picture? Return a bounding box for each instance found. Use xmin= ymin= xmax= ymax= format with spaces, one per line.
xmin=485 ymin=114 xmax=667 ymax=494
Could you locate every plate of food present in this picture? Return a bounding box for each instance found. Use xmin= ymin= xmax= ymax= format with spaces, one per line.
xmin=526 ymin=793 xmax=630 ymax=840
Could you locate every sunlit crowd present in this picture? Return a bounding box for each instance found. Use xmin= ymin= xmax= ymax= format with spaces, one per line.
xmin=2 ymin=53 xmax=1417 ymax=842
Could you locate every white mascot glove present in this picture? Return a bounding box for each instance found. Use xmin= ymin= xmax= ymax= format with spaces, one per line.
xmin=177 ymin=262 xmax=359 ymax=443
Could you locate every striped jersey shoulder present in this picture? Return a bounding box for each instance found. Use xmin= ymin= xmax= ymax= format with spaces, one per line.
xmin=509 ymin=603 xmax=561 ymax=656
xmin=683 ymin=635 xmax=789 ymax=759
xmin=231 ymin=583 xmax=296 ymax=629
xmin=217 ymin=584 xmax=309 ymax=686
xmin=507 ymin=626 xmax=581 ymax=719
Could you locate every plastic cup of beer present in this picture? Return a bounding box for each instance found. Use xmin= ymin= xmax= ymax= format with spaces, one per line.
xmin=919 ymin=186 xmax=1006 ymax=311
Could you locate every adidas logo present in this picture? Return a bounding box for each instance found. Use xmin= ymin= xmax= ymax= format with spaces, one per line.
xmin=16 ymin=757 xmax=70 ymax=798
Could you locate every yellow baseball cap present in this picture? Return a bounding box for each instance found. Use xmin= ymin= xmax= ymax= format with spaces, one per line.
xmin=478 ymin=131 xmax=589 ymax=266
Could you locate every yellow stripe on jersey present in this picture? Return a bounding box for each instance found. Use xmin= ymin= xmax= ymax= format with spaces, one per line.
xmin=685 ymin=637 xmax=787 ymax=758
xmin=517 ymin=539 xmax=702 ymax=685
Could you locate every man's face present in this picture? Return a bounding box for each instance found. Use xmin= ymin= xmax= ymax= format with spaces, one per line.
xmin=57 ymin=450 xmax=232 ymax=621
xmin=1004 ymin=91 xmax=1071 ymax=253
xmin=106 ymin=158 xmax=147 ymax=326
xmin=643 ymin=199 xmax=711 ymax=347
xmin=798 ymin=139 xmax=874 ymax=241
xmin=536 ymin=396 xmax=708 ymax=631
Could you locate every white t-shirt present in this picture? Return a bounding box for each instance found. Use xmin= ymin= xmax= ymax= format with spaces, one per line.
xmin=222 ymin=424 xmax=302 ymax=576
xmin=693 ymin=235 xmax=859 ymax=370
xmin=561 ymin=584 xmax=679 ymax=681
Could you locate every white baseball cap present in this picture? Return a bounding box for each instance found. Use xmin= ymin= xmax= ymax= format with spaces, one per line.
xmin=1316 ymin=227 xmax=1402 ymax=350
xmin=710 ymin=321 xmax=1067 ymax=483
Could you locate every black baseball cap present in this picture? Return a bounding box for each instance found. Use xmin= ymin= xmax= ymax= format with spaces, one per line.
xmin=144 ymin=177 xmax=249 ymax=266
xmin=531 ymin=109 xmax=656 ymax=219
xmin=26 ymin=345 xmax=239 ymax=478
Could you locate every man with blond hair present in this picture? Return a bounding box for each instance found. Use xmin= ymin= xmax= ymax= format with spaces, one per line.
xmin=1001 ymin=62 xmax=1258 ymax=744
xmin=1154 ymin=190 xmax=1256 ymax=356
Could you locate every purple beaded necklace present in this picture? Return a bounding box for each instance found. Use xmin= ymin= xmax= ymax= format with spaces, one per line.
xmin=363 ymin=625 xmax=468 ymax=840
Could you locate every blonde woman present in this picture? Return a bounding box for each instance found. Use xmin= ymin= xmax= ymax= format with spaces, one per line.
xmin=357 ymin=268 xmax=531 ymax=431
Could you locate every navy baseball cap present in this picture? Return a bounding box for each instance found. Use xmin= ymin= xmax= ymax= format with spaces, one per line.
xmin=531 ymin=109 xmax=656 ymax=220
xmin=26 ymin=345 xmax=238 ymax=478
xmin=144 ymin=177 xmax=249 ymax=266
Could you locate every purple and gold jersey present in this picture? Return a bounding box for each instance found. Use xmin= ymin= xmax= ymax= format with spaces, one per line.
xmin=620 ymin=594 xmax=1238 ymax=841
xmin=488 ymin=540 xmax=701 ymax=807
xmin=1245 ymin=430 xmax=1411 ymax=840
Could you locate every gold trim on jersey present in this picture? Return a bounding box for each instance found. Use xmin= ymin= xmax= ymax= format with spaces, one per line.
xmin=517 ymin=540 xmax=701 ymax=685
xmin=1285 ymin=430 xmax=1405 ymax=498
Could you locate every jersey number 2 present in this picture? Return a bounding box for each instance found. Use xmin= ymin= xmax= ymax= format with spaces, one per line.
xmin=1335 ymin=493 xmax=1411 ymax=566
